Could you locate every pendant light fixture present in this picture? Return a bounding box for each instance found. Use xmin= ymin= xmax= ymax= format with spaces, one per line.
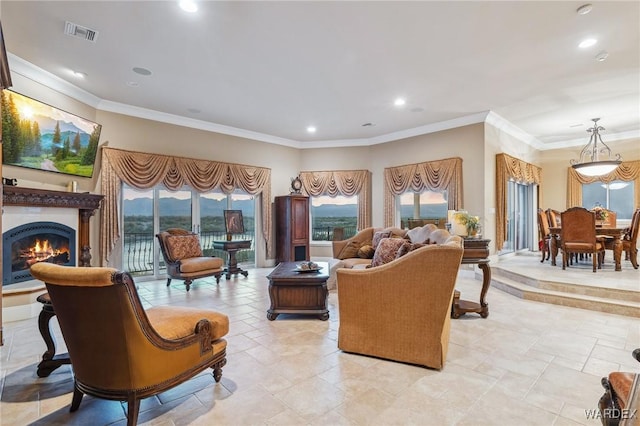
xmin=570 ymin=118 xmax=622 ymax=177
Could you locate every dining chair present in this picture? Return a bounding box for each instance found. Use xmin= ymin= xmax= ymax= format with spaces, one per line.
xmin=546 ymin=208 xmax=561 ymax=227
xmin=560 ymin=207 xmax=605 ymax=272
xmin=538 ymin=208 xmax=551 ymax=263
xmin=620 ymin=208 xmax=639 ymax=269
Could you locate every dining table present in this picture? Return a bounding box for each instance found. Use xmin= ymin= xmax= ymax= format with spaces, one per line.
xmin=549 ymin=226 xmax=626 ymax=271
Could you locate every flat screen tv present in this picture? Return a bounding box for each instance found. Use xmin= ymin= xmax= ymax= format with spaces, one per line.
xmin=1 ymin=90 xmax=102 ymax=178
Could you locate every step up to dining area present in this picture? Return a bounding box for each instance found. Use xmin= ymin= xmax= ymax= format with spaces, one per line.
xmin=491 ymin=254 xmax=640 ymax=317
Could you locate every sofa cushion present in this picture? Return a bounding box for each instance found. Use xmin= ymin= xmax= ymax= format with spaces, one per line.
xmin=357 ymin=244 xmax=375 ymax=259
xmin=370 ymin=238 xmax=406 ymax=267
xmin=406 ymin=224 xmax=434 ymax=244
xmin=372 ymin=231 xmax=392 ymax=250
xmin=165 ymin=234 xmax=203 ymax=261
xmin=179 ymin=256 xmax=223 ymax=273
xmin=337 ymin=240 xmax=362 ymax=259
xmin=396 ymin=241 xmax=428 ymax=258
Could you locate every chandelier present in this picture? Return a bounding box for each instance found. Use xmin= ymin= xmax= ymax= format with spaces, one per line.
xmin=570 ymin=118 xmax=622 ymax=177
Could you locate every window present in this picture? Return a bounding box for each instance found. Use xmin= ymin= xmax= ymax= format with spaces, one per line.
xmin=310 ymin=195 xmax=358 ymax=241
xmin=122 ymin=184 xmax=255 ymax=278
xmin=398 ymin=190 xmax=448 ymax=229
xmin=582 ymin=180 xmax=634 ymax=220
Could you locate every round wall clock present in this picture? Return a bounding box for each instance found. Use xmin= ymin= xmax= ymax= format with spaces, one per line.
xmin=290 ymin=176 xmax=302 ymax=194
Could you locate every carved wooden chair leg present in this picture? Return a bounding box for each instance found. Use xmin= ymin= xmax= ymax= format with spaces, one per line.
xmin=166 ymin=278 xmax=171 ymax=287
xmin=184 ymin=279 xmax=193 ymax=291
xmin=126 ymin=394 xmax=140 ymax=426
xmin=70 ymin=386 xmax=84 ymax=412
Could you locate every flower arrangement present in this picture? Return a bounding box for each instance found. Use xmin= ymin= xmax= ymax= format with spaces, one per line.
xmin=592 ymin=206 xmax=609 ymax=221
xmin=454 ymin=212 xmax=480 ymax=235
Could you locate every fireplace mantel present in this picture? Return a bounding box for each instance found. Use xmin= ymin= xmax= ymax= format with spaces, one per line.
xmin=3 ymin=185 xmax=103 ymax=266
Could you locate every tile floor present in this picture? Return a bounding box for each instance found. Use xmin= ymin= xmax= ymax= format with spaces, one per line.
xmin=1 ymin=256 xmax=639 ymax=425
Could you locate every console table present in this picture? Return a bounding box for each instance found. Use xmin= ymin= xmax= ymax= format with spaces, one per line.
xmin=451 ymin=238 xmax=491 ymax=319
xmin=212 ymin=240 xmax=251 ymax=279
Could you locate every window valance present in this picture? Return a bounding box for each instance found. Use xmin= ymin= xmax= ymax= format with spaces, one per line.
xmin=299 ymin=170 xmax=371 ymax=229
xmin=567 ymin=160 xmax=640 ymax=209
xmin=382 ymin=157 xmax=463 ymax=227
xmin=495 ymin=153 xmax=542 ymax=251
xmin=100 ymin=147 xmax=272 ymax=264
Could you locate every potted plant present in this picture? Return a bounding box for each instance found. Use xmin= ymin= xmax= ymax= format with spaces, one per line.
xmin=454 ymin=212 xmax=481 ymax=237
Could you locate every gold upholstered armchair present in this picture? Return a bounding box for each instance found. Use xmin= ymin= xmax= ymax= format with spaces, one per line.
xmin=156 ymin=228 xmax=224 ymax=291
xmin=336 ymin=242 xmax=464 ymax=370
xmin=29 ymin=263 xmax=229 ymax=426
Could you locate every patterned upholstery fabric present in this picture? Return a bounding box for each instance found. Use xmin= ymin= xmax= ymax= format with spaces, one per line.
xmin=370 ymin=238 xmax=406 ymax=267
xmin=165 ymin=234 xmax=203 ymax=262
xmin=396 ymin=241 xmax=428 ymax=258
xmin=372 ymin=231 xmax=392 ymax=250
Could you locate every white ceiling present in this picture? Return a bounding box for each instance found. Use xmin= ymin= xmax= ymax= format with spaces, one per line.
xmin=1 ymin=1 xmax=639 ymax=149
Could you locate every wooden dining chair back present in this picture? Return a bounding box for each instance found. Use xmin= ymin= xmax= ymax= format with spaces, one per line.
xmin=623 ymin=208 xmax=640 ymax=269
xmin=602 ymin=209 xmax=617 ymax=228
xmin=560 ymin=207 xmax=604 ymax=272
xmin=546 ymin=209 xmax=561 ymax=227
xmin=538 ymin=208 xmax=551 ymax=262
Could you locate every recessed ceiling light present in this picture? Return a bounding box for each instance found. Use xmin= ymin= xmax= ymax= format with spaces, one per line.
xmin=595 ymin=50 xmax=609 ymax=62
xmin=306 ymin=126 xmax=317 ymax=133
xmin=576 ymin=4 xmax=593 ymax=15
xmin=132 ymin=67 xmax=152 ymax=76
xmin=71 ymin=70 xmax=86 ymax=78
xmin=394 ymin=98 xmax=406 ymax=107
xmin=179 ymin=0 xmax=198 ymax=13
xmin=579 ymin=38 xmax=597 ymax=49
xmin=126 ymin=81 xmax=140 ymax=87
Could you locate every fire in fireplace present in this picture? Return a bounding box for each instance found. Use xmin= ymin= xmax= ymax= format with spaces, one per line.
xmin=3 ymin=222 xmax=76 ymax=285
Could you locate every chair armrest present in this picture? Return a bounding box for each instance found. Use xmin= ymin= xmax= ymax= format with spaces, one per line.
xmin=332 ymin=227 xmax=374 ymax=258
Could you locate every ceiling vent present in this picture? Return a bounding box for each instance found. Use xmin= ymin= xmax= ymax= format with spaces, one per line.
xmin=64 ymin=21 xmax=98 ymax=42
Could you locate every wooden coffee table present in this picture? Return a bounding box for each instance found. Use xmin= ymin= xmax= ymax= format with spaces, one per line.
xmin=266 ymin=261 xmax=329 ymax=321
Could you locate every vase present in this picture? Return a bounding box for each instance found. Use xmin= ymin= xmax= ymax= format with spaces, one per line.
xmin=467 ymin=228 xmax=477 ymax=237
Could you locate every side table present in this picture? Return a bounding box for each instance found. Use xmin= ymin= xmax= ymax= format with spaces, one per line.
xmin=451 ymin=238 xmax=491 ymax=319
xmin=212 ymin=240 xmax=251 ymax=279
xmin=36 ymin=293 xmax=71 ymax=377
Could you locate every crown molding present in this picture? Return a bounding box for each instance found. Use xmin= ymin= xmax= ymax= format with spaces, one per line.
xmin=7 ymin=53 xmax=102 ymax=108
xmin=9 ymin=52 xmax=553 ymax=150
xmin=96 ymin=100 xmax=300 ymax=148
xmin=485 ymin=111 xmax=545 ymax=150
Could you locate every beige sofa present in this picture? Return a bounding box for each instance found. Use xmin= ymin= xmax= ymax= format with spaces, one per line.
xmin=336 ymin=241 xmax=464 ymax=369
xmin=327 ymin=224 xmax=462 ymax=290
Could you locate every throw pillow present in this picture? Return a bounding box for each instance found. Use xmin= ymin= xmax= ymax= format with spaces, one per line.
xmin=337 ymin=240 xmax=361 ymax=259
xmin=406 ymin=225 xmax=432 ymax=244
xmin=396 ymin=242 xmax=427 ymax=259
xmin=370 ymin=238 xmax=406 ymax=267
xmin=372 ymin=230 xmax=392 ymax=250
xmin=357 ymin=244 xmax=375 ymax=259
xmin=165 ymin=234 xmax=203 ymax=262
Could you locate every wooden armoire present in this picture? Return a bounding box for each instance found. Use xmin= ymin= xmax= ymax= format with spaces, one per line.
xmin=275 ymin=195 xmax=309 ymax=263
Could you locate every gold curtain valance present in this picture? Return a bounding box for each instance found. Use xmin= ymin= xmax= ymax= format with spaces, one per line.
xmin=299 ymin=170 xmax=371 ymax=230
xmin=100 ymin=147 xmax=272 ymax=264
xmin=495 ymin=153 xmax=542 ymax=251
xmin=567 ymin=160 xmax=640 ymax=208
xmin=382 ymin=157 xmax=463 ymax=227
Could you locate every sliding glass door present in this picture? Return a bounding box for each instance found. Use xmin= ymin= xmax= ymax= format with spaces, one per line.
xmin=122 ymin=185 xmax=255 ymax=279
xmin=502 ymin=180 xmax=537 ymax=254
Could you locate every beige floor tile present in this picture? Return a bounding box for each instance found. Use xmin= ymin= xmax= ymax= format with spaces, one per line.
xmin=2 ymin=256 xmax=638 ymax=425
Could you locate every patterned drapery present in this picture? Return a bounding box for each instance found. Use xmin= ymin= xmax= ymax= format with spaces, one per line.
xmin=567 ymin=160 xmax=640 ymax=209
xmin=495 ymin=153 xmax=542 ymax=251
xmin=298 ymin=170 xmax=371 ymax=229
xmin=100 ymin=147 xmax=272 ymax=264
xmin=382 ymin=157 xmax=463 ymax=227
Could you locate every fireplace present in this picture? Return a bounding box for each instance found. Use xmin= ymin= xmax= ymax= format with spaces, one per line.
xmin=3 ymin=221 xmax=76 ymax=285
